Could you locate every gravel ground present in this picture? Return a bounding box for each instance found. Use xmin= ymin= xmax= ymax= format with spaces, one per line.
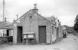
xmin=0 ymin=34 xmax=78 ymax=50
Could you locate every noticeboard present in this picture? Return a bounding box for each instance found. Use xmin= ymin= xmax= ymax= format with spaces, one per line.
xmin=23 ymin=34 xmax=34 ymax=39
xmin=23 ymin=35 xmax=27 ymax=38
xmin=28 ymin=34 xmax=34 ymax=38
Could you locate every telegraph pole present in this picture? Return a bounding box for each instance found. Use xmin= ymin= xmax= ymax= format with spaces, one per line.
xmin=3 ymin=0 xmax=6 ymax=37
xmin=3 ymin=0 xmax=5 ymax=22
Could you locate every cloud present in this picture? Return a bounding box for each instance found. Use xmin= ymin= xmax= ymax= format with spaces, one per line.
xmin=0 ymin=0 xmax=78 ymax=26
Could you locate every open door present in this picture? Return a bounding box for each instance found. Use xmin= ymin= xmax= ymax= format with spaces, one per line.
xmin=7 ymin=29 xmax=9 ymax=36
xmin=17 ymin=26 xmax=23 ymax=43
xmin=6 ymin=29 xmax=13 ymax=42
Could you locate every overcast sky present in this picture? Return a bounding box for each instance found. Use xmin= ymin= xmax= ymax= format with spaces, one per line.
xmin=0 ymin=0 xmax=78 ymax=26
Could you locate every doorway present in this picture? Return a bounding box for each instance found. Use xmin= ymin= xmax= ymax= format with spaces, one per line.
xmin=17 ymin=26 xmax=23 ymax=43
xmin=39 ymin=26 xmax=46 ymax=43
xmin=6 ymin=29 xmax=9 ymax=36
xmin=6 ymin=29 xmax=13 ymax=43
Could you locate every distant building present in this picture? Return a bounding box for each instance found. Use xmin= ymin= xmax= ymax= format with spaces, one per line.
xmin=0 ymin=4 xmax=62 ymax=44
xmin=0 ymin=21 xmax=13 ymax=37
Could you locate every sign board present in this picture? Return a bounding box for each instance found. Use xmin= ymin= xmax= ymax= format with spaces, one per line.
xmin=23 ymin=35 xmax=27 ymax=38
xmin=28 ymin=35 xmax=34 ymax=38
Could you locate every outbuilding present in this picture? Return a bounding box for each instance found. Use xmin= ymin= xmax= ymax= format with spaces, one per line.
xmin=12 ymin=4 xmax=61 ymax=44
xmin=0 ymin=4 xmax=62 ymax=44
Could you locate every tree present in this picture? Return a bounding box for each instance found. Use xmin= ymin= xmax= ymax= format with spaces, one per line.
xmin=74 ymin=15 xmax=78 ymax=32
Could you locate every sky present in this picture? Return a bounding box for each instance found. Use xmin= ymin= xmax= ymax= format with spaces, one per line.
xmin=0 ymin=0 xmax=78 ymax=26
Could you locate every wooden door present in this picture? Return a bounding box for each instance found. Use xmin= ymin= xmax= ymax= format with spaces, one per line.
xmin=17 ymin=26 xmax=23 ymax=43
xmin=39 ymin=26 xmax=46 ymax=43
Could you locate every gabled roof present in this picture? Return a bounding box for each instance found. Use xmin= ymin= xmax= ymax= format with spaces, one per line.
xmin=0 ymin=21 xmax=13 ymax=29
xmin=14 ymin=4 xmax=56 ymax=26
xmin=17 ymin=9 xmax=32 ymax=21
xmin=15 ymin=9 xmax=35 ymax=23
xmin=15 ymin=8 xmax=52 ymax=24
xmin=36 ymin=13 xmax=51 ymax=23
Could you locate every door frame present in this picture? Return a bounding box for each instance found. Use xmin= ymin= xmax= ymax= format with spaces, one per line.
xmin=17 ymin=26 xmax=23 ymax=43
xmin=38 ymin=26 xmax=46 ymax=43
